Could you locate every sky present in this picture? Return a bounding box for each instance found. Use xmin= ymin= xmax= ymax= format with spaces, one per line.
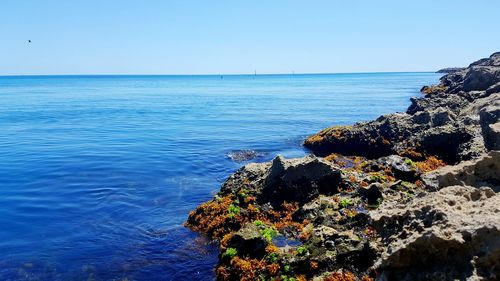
xmin=0 ymin=0 xmax=499 ymax=75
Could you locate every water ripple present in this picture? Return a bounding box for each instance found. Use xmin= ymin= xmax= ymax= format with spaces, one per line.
xmin=0 ymin=73 xmax=441 ymax=280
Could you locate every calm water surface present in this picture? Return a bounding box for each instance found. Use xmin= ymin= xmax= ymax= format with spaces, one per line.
xmin=0 ymin=73 xmax=441 ymax=280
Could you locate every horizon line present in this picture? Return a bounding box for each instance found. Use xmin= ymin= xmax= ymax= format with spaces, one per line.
xmin=0 ymin=70 xmax=438 ymax=77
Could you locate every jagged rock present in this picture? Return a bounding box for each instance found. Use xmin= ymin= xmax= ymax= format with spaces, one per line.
xmin=333 ymin=230 xmax=363 ymax=256
xmin=486 ymin=82 xmax=500 ymax=95
xmin=408 ymin=93 xmax=469 ymax=115
xmin=188 ymin=53 xmax=500 ymax=281
xmin=261 ymin=155 xmax=342 ymax=205
xmin=484 ymin=122 xmax=500 ymax=151
xmin=358 ymin=183 xmax=383 ymax=205
xmin=379 ymin=155 xmax=420 ymax=181
xmin=293 ymin=195 xmax=339 ymax=221
xmin=442 ymin=52 xmax=500 ymax=94
xmin=479 ymin=101 xmax=500 ymax=150
xmin=305 ymin=102 xmax=481 ymax=163
xmin=436 ymin=67 xmax=465 ymax=74
xmin=303 ymin=121 xmax=397 ymax=158
xmin=305 ymin=52 xmax=500 ymax=164
xmin=463 ymin=66 xmax=500 ymax=92
xmin=220 ymin=155 xmax=345 ymax=206
xmin=265 ymin=155 xmax=287 ymax=187
xmin=219 ymin=161 xmax=269 ymax=195
xmin=371 ymin=185 xmax=500 ymax=280
xmin=312 ymin=225 xmax=339 ymax=243
xmin=226 ymin=223 xmax=267 ymax=258
xmin=423 ymin=151 xmax=500 ymax=192
xmin=411 ymin=110 xmax=431 ymax=124
xmin=420 ymin=125 xmax=473 ymax=163
xmin=431 ymin=107 xmax=455 ymax=126
xmin=308 ymin=227 xmax=377 ymax=273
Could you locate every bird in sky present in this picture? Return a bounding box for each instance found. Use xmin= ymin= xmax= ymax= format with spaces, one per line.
xmin=28 ymin=40 xmax=31 ymax=43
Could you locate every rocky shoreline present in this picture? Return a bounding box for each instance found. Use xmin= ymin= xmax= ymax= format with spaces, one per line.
xmin=186 ymin=53 xmax=500 ymax=281
xmin=436 ymin=67 xmax=464 ymax=74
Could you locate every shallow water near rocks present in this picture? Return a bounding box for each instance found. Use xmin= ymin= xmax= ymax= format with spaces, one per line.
xmin=0 ymin=73 xmax=440 ymax=280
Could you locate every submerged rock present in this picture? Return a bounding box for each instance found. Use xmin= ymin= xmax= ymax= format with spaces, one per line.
xmin=227 ymin=149 xmax=266 ymax=162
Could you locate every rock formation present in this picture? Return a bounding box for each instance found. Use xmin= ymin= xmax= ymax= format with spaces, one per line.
xmin=436 ymin=67 xmax=464 ymax=74
xmin=304 ymin=52 xmax=500 ymax=164
xmin=186 ymin=53 xmax=500 ymax=281
xmin=372 ymin=152 xmax=500 ymax=280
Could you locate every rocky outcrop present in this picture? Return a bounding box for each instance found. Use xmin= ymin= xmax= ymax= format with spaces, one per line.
xmin=186 ymin=53 xmax=500 ymax=281
xmin=262 ymin=155 xmax=342 ymax=205
xmin=422 ymin=151 xmax=500 ymax=192
xmin=436 ymin=67 xmax=464 ymax=74
xmin=480 ymin=102 xmax=500 ymax=151
xmin=186 ymin=150 xmax=449 ymax=280
xmin=219 ymin=155 xmax=343 ymax=205
xmin=443 ymin=52 xmax=500 ymax=93
xmin=371 ymin=151 xmax=500 ymax=280
xmin=372 ymin=184 xmax=500 ymax=280
xmin=226 ymin=223 xmax=268 ymax=258
xmin=305 ymin=52 xmax=500 ymax=165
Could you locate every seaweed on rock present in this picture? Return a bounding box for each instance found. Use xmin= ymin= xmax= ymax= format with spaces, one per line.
xmin=186 ymin=52 xmax=500 ymax=280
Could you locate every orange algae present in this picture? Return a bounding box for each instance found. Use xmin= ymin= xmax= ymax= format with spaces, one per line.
xmin=299 ymin=226 xmax=313 ymax=241
xmin=266 ymin=244 xmax=279 ymax=253
xmin=399 ymin=148 xmax=424 ymax=160
xmin=324 ymin=153 xmax=341 ymax=162
xmin=305 ymin=134 xmax=325 ymax=145
xmin=361 ymin=275 xmax=375 ymax=281
xmin=325 ymin=153 xmax=367 ymax=171
xmin=187 ymin=194 xmax=307 ymax=244
xmin=244 ymin=195 xmax=256 ymax=204
xmin=216 ymin=266 xmax=231 ymax=280
xmin=324 ymin=271 xmax=357 ymax=281
xmin=421 ymin=84 xmax=448 ymax=95
xmin=416 ymin=156 xmax=446 ymax=172
xmin=266 ymin=263 xmax=280 ymax=275
xmin=310 ymin=260 xmax=319 ymax=270
xmin=305 ymin=125 xmax=352 ymax=145
xmin=230 ymin=257 xmax=266 ymax=281
xmin=186 ymin=195 xmax=236 ymax=239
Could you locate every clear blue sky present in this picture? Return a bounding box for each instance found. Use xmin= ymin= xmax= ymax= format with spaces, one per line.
xmin=1 ymin=0 xmax=499 ymax=75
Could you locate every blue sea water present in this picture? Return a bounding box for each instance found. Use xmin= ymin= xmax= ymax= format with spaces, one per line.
xmin=0 ymin=73 xmax=441 ymax=280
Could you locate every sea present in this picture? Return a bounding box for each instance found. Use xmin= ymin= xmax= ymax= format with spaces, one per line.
xmin=0 ymin=73 xmax=441 ymax=280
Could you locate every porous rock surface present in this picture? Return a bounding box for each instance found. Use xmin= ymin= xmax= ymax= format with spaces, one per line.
xmin=372 ymin=152 xmax=500 ymax=280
